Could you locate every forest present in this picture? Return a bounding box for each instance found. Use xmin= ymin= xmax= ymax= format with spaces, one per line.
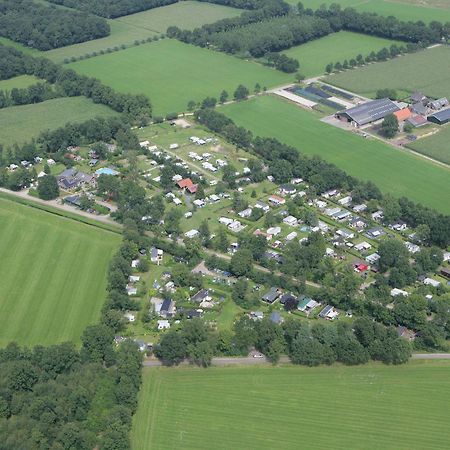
xmin=0 ymin=0 xmax=109 ymax=50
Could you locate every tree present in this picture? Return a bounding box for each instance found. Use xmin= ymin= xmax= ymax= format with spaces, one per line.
xmin=199 ymin=219 xmax=210 ymax=244
xmin=234 ymin=84 xmax=249 ymax=101
xmin=37 ymin=175 xmax=59 ymax=200
xmin=187 ymin=100 xmax=197 ymax=111
xmin=214 ymin=226 xmax=229 ymax=252
xmin=164 ymin=208 xmax=183 ymax=236
xmin=230 ymin=248 xmax=254 ymax=277
xmin=219 ymin=90 xmax=229 ymax=104
xmin=155 ymin=331 xmax=187 ymax=365
xmin=232 ymin=278 xmax=248 ymax=307
xmin=325 ymin=63 xmax=333 ymax=73
xmin=381 ymin=114 xmax=399 ymax=138
xmin=378 ymin=238 xmax=409 ymax=271
xmin=188 ymin=341 xmax=213 ymax=367
xmin=81 ymin=324 xmax=115 ymax=366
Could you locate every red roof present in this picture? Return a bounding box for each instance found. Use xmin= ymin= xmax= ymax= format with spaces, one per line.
xmin=357 ymin=264 xmax=368 ymax=272
xmin=394 ymin=108 xmax=412 ymax=121
xmin=187 ymin=184 xmax=197 ymax=194
xmin=269 ymin=194 xmax=285 ymax=203
xmin=177 ymin=178 xmax=194 ymax=189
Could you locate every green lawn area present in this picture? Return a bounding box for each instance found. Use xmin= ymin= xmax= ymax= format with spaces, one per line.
xmin=221 ymin=95 xmax=450 ymax=214
xmin=0 ymin=197 xmax=120 ymax=347
xmin=286 ymin=0 xmax=450 ymax=23
xmin=44 ymin=1 xmax=242 ymax=63
xmin=0 ymin=75 xmax=41 ymax=91
xmin=0 ymin=97 xmax=118 ymax=147
xmin=283 ymin=31 xmax=402 ymax=78
xmin=132 ymin=361 xmax=450 ymax=450
xmin=69 ymin=39 xmax=291 ymax=116
xmin=0 ymin=37 xmax=42 ymax=56
xmin=324 ymin=46 xmax=450 ymax=99
xmin=407 ymin=125 xmax=450 ymax=165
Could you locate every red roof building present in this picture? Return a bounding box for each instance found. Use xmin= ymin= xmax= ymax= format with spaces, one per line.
xmin=177 ymin=178 xmax=197 ymax=194
xmin=394 ymin=108 xmax=412 ymax=122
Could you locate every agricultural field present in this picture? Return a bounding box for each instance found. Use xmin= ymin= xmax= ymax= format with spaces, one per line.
xmin=282 ymin=31 xmax=402 ymax=78
xmin=407 ymin=125 xmax=450 ymax=165
xmin=0 ymin=75 xmax=41 ymax=91
xmin=0 ymin=196 xmax=121 ymax=347
xmin=69 ymin=39 xmax=291 ymax=115
xmin=132 ymin=361 xmax=450 ymax=450
xmin=324 ymin=46 xmax=450 ymax=100
xmin=44 ymin=1 xmax=242 ymax=63
xmin=287 ymin=0 xmax=450 ymax=23
xmin=222 ymin=95 xmax=450 ymax=213
xmin=0 ymin=97 xmax=118 ymax=147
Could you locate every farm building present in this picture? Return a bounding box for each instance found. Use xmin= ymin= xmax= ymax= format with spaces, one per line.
xmin=406 ymin=115 xmax=427 ymax=128
xmin=393 ymin=108 xmax=412 ymax=122
xmin=336 ymin=98 xmax=400 ymax=127
xmin=427 ymin=108 xmax=450 ymax=125
xmin=429 ymin=98 xmax=449 ymax=110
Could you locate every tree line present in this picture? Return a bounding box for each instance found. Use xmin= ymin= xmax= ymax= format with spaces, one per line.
xmin=0 ymin=82 xmax=56 ymax=109
xmin=0 ymin=0 xmax=110 ymax=51
xmin=47 ymin=0 xmax=177 ymax=19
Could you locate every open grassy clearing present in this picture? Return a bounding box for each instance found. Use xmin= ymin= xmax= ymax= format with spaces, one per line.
xmin=44 ymin=1 xmax=241 ymax=63
xmin=0 ymin=197 xmax=120 ymax=347
xmin=282 ymin=31 xmax=402 ymax=78
xmin=221 ymin=95 xmax=450 ymax=214
xmin=0 ymin=37 xmax=42 ymax=56
xmin=407 ymin=125 xmax=450 ymax=165
xmin=0 ymin=75 xmax=41 ymax=91
xmin=0 ymin=97 xmax=118 ymax=147
xmin=132 ymin=361 xmax=450 ymax=450
xmin=287 ymin=0 xmax=450 ymax=23
xmin=69 ymin=39 xmax=291 ymax=115
xmin=324 ymin=46 xmax=450 ymax=100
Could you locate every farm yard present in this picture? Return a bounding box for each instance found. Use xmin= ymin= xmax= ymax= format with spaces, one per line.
xmin=407 ymin=125 xmax=450 ymax=165
xmin=44 ymin=1 xmax=242 ymax=63
xmin=69 ymin=39 xmax=291 ymax=115
xmin=222 ymin=95 xmax=450 ymax=214
xmin=0 ymin=97 xmax=118 ymax=147
xmin=282 ymin=32 xmax=402 ymax=78
xmin=0 ymin=196 xmax=121 ymax=347
xmin=324 ymin=46 xmax=450 ymax=100
xmin=132 ymin=361 xmax=450 ymax=450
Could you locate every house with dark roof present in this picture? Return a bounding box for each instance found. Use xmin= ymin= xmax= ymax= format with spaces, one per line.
xmin=159 ymin=299 xmax=175 ymax=318
xmin=411 ymin=102 xmax=428 ymax=116
xmin=269 ymin=311 xmax=283 ymax=325
xmin=190 ymin=289 xmax=211 ymax=303
xmin=410 ymin=92 xmax=427 ymax=104
xmin=428 ymin=108 xmax=450 ymax=125
xmin=57 ymin=168 xmax=94 ymax=190
xmin=406 ymin=115 xmax=427 ymax=128
xmin=335 ymin=98 xmax=400 ymax=127
xmin=262 ymin=287 xmax=281 ymax=304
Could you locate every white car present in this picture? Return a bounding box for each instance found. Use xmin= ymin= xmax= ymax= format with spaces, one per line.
xmin=253 ymin=353 xmax=264 ymax=358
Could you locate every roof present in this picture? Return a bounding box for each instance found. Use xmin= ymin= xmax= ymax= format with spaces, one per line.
xmin=337 ymin=98 xmax=400 ymax=126
xmin=394 ymin=108 xmax=411 ymax=121
xmin=411 ymin=103 xmax=428 ymax=115
xmin=177 ymin=178 xmax=194 ymax=188
xmin=406 ymin=115 xmax=427 ymax=127
xmin=262 ymin=287 xmax=280 ymax=303
xmin=428 ymin=107 xmax=450 ymax=124
xmin=410 ymin=92 xmax=426 ymax=102
xmin=191 ymin=289 xmax=209 ymax=302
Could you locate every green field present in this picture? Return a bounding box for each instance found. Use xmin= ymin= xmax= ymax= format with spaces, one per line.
xmin=0 ymin=97 xmax=118 ymax=147
xmin=0 ymin=197 xmax=120 ymax=346
xmin=132 ymin=361 xmax=450 ymax=450
xmin=0 ymin=75 xmax=41 ymax=91
xmin=69 ymin=39 xmax=291 ymax=115
xmin=287 ymin=0 xmax=450 ymax=23
xmin=221 ymin=95 xmax=450 ymax=213
xmin=283 ymin=31 xmax=402 ymax=78
xmin=408 ymin=125 xmax=450 ymax=165
xmin=324 ymin=46 xmax=450 ymax=100
xmin=45 ymin=1 xmax=241 ymax=63
xmin=0 ymin=37 xmax=42 ymax=56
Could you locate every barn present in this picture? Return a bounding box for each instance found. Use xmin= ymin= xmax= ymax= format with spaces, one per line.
xmin=427 ymin=108 xmax=450 ymax=125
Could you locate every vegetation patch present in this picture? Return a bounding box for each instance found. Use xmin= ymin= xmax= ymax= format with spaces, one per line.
xmin=132 ymin=362 xmax=450 ymax=450
xmin=221 ymin=95 xmax=450 ymax=213
xmin=0 ymin=74 xmax=41 ymax=91
xmin=324 ymin=46 xmax=450 ymax=100
xmin=407 ymin=125 xmax=450 ymax=165
xmin=0 ymin=197 xmax=121 ymax=346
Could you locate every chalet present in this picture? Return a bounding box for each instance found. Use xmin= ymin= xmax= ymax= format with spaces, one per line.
xmin=355 ymin=241 xmax=371 ymax=252
xmin=177 ymin=178 xmax=197 ymax=194
xmin=391 ymin=288 xmax=409 ymax=297
xmin=254 ymin=229 xmax=272 ymax=240
xmin=126 ymin=286 xmax=137 ymax=296
xmin=353 ymin=204 xmax=367 ymax=213
xmin=279 ymin=293 xmax=297 ymax=305
xmin=440 ymin=268 xmax=450 ymax=279
xmin=57 ymin=168 xmax=94 ymax=190
xmin=267 ymin=226 xmax=281 ymax=236
xmin=157 ymin=320 xmax=170 ymax=330
xmin=366 ymin=227 xmax=385 ymax=239
xmin=129 ymin=275 xmax=140 ymax=283
xmin=319 ymin=305 xmax=339 ymax=320
xmin=371 ymin=210 xmax=384 ymax=221
xmin=283 ymin=215 xmax=298 ymax=226
xmin=405 ymin=241 xmax=420 ymax=254
xmin=390 ymin=221 xmax=407 ymax=231
xmin=338 ymin=196 xmax=352 ymax=206
xmin=286 ymin=231 xmax=298 ymax=241
xmin=185 ymin=229 xmax=199 ymax=239
xmin=249 ymin=311 xmax=264 ymax=321
xmin=336 ymin=229 xmax=354 ymax=239
xmin=423 ymin=278 xmax=440 ymax=287
xmin=190 ymin=289 xmax=211 ymax=303
xmin=279 ymin=184 xmax=296 ymax=196
xmin=238 ymin=208 xmax=253 ymax=218
xmin=349 ymin=217 xmax=368 ymax=230
xmin=151 ymin=247 xmax=163 ymax=265
xmin=297 ymin=296 xmax=319 ymax=313
xmin=262 ymin=287 xmax=281 ymax=304
xmin=268 ymin=195 xmax=285 ymax=206
xmin=366 ymin=253 xmax=380 ymax=264
xmin=159 ymin=299 xmax=176 ymax=318
xmin=193 ymin=199 xmax=205 ymax=207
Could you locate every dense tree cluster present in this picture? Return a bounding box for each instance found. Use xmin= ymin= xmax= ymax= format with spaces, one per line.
xmin=47 ymin=0 xmax=177 ymax=19
xmin=0 ymin=82 xmax=56 ymax=109
xmin=265 ymin=52 xmax=299 ymax=73
xmin=0 ymin=0 xmax=109 ymax=50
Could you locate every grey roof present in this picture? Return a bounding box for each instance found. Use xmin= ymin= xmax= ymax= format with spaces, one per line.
xmin=319 ymin=305 xmax=333 ymax=318
xmin=411 ymin=103 xmax=428 ymax=115
xmin=429 ymin=97 xmax=449 ymax=109
xmin=262 ymin=287 xmax=280 ymax=303
xmin=190 ymin=289 xmax=209 ymax=302
xmin=338 ymin=98 xmax=400 ymax=126
xmin=269 ymin=311 xmax=282 ymax=324
xmin=428 ymin=107 xmax=450 ymax=124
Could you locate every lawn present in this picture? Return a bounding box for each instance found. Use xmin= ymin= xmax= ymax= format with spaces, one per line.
xmin=221 ymin=95 xmax=450 ymax=214
xmin=0 ymin=37 xmax=42 ymax=56
xmin=283 ymin=31 xmax=402 ymax=78
xmin=69 ymin=39 xmax=291 ymax=115
xmin=407 ymin=125 xmax=450 ymax=165
xmin=0 ymin=75 xmax=41 ymax=91
xmin=131 ymin=361 xmax=450 ymax=450
xmin=44 ymin=1 xmax=242 ymax=63
xmin=0 ymin=97 xmax=118 ymax=147
xmin=0 ymin=196 xmax=120 ymax=347
xmin=324 ymin=46 xmax=450 ymax=99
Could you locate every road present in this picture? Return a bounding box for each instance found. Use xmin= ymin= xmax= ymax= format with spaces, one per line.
xmin=411 ymin=353 xmax=450 ymax=360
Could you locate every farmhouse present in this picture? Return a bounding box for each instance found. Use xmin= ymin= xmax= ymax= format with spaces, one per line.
xmin=57 ymin=168 xmax=94 ymax=190
xmin=393 ymin=108 xmax=411 ymax=122
xmin=336 ymin=98 xmax=400 ymax=127
xmin=427 ymin=108 xmax=450 ymax=125
xmin=429 ymin=98 xmax=449 ymax=110
xmin=406 ymin=114 xmax=427 ymax=128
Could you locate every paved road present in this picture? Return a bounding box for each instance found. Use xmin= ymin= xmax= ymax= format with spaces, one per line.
xmin=412 ymin=353 xmax=450 ymax=360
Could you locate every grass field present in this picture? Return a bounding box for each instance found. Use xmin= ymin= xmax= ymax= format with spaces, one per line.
xmin=0 ymin=37 xmax=42 ymax=55
xmin=44 ymin=1 xmax=241 ymax=63
xmin=221 ymin=95 xmax=450 ymax=214
xmin=287 ymin=0 xmax=450 ymax=23
xmin=0 ymin=75 xmax=41 ymax=91
xmin=408 ymin=125 xmax=450 ymax=165
xmin=0 ymin=97 xmax=118 ymax=147
xmin=69 ymin=39 xmax=291 ymax=115
xmin=0 ymin=197 xmax=120 ymax=346
xmin=324 ymin=46 xmax=450 ymax=100
xmin=131 ymin=361 xmax=450 ymax=450
xmin=282 ymin=31 xmax=402 ymax=78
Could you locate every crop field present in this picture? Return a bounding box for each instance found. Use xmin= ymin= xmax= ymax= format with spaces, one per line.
xmin=324 ymin=46 xmax=450 ymax=100
xmin=131 ymin=361 xmax=450 ymax=450
xmin=0 ymin=75 xmax=41 ymax=91
xmin=0 ymin=196 xmax=120 ymax=347
xmin=282 ymin=31 xmax=402 ymax=78
xmin=0 ymin=97 xmax=118 ymax=147
xmin=408 ymin=125 xmax=450 ymax=165
xmin=286 ymin=0 xmax=450 ymax=23
xmin=44 ymin=1 xmax=242 ymax=63
xmin=69 ymin=39 xmax=291 ymax=115
xmin=222 ymin=95 xmax=450 ymax=213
